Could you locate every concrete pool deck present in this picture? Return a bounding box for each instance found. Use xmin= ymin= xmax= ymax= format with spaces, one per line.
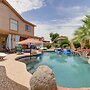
xmin=0 ymin=53 xmax=32 ymax=89
xmin=0 ymin=53 xmax=90 ymax=90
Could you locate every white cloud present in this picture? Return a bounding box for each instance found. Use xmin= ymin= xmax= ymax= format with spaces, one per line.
xmin=55 ymin=16 xmax=84 ymax=40
xmin=57 ymin=5 xmax=90 ymax=16
xmin=58 ymin=6 xmax=81 ymax=11
xmin=34 ymin=22 xmax=52 ymax=40
xmin=7 ymin=0 xmax=45 ymax=14
xmin=58 ymin=5 xmax=89 ymax=12
xmin=33 ymin=16 xmax=84 ymax=41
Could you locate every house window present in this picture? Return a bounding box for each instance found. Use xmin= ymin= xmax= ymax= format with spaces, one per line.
xmin=25 ymin=25 xmax=30 ymax=31
xmin=10 ymin=19 xmax=18 ymax=31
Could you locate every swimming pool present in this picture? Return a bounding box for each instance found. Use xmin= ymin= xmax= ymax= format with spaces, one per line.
xmin=19 ymin=52 xmax=90 ymax=88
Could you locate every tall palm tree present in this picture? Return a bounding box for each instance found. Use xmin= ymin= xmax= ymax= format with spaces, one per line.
xmin=72 ymin=15 xmax=90 ymax=48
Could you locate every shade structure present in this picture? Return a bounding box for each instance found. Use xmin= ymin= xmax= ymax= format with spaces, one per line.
xmin=17 ymin=38 xmax=43 ymax=59
xmin=18 ymin=38 xmax=42 ymax=45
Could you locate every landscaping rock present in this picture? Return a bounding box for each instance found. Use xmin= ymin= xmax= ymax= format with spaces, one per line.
xmin=30 ymin=65 xmax=57 ymax=90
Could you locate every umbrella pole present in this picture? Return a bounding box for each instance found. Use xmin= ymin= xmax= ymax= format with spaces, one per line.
xmin=30 ymin=43 xmax=31 ymax=59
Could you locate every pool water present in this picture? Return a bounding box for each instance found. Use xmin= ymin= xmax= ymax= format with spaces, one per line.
xmin=20 ymin=52 xmax=90 ymax=88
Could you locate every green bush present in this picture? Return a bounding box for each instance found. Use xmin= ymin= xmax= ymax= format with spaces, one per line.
xmin=53 ymin=43 xmax=58 ymax=48
xmin=62 ymin=44 xmax=69 ymax=48
xmin=73 ymin=42 xmax=81 ymax=48
xmin=60 ymin=39 xmax=70 ymax=48
xmin=46 ymin=43 xmax=51 ymax=49
xmin=84 ymin=44 xmax=90 ymax=49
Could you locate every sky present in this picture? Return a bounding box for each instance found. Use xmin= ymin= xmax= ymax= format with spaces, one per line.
xmin=7 ymin=0 xmax=90 ymax=41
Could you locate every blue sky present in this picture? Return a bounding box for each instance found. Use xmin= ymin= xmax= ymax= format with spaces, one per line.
xmin=7 ymin=0 xmax=90 ymax=41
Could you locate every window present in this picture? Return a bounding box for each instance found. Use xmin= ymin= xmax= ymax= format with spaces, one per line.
xmin=10 ymin=19 xmax=18 ymax=31
xmin=25 ymin=25 xmax=30 ymax=31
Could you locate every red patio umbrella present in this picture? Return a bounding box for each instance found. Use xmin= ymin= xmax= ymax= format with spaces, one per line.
xmin=17 ymin=38 xmax=43 ymax=59
xmin=18 ymin=38 xmax=42 ymax=45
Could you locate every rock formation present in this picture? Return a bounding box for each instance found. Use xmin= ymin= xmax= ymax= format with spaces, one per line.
xmin=30 ymin=65 xmax=57 ymax=90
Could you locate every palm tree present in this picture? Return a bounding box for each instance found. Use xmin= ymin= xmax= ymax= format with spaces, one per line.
xmin=72 ymin=15 xmax=90 ymax=48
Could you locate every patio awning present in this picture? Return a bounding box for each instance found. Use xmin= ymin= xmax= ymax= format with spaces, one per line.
xmin=18 ymin=38 xmax=43 ymax=45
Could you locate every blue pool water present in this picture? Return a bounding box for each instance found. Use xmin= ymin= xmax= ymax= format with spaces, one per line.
xmin=19 ymin=52 xmax=90 ymax=88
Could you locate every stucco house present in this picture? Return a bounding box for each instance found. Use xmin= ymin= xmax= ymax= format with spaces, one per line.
xmin=0 ymin=0 xmax=42 ymax=50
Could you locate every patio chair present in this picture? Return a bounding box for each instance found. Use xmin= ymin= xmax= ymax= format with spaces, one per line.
xmin=0 ymin=52 xmax=7 ymax=60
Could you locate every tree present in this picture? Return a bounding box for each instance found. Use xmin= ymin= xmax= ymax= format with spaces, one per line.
xmin=72 ymin=15 xmax=90 ymax=48
xmin=50 ymin=33 xmax=59 ymax=42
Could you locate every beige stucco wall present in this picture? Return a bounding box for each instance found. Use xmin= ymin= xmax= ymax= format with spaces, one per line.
xmin=0 ymin=2 xmax=34 ymax=36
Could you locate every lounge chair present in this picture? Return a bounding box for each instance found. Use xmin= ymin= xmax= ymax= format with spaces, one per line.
xmin=0 ymin=53 xmax=7 ymax=60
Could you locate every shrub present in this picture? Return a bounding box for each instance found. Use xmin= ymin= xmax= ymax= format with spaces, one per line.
xmin=53 ymin=43 xmax=58 ymax=48
xmin=60 ymin=39 xmax=70 ymax=48
xmin=46 ymin=43 xmax=51 ymax=49
xmin=73 ymin=42 xmax=81 ymax=48
xmin=62 ymin=44 xmax=69 ymax=48
xmin=84 ymin=44 xmax=90 ymax=49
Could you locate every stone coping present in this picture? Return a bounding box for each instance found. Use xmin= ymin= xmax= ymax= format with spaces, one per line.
xmin=57 ymin=87 xmax=90 ymax=90
xmin=15 ymin=52 xmax=42 ymax=60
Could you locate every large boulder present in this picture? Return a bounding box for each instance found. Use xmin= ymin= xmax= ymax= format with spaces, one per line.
xmin=30 ymin=65 xmax=57 ymax=90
